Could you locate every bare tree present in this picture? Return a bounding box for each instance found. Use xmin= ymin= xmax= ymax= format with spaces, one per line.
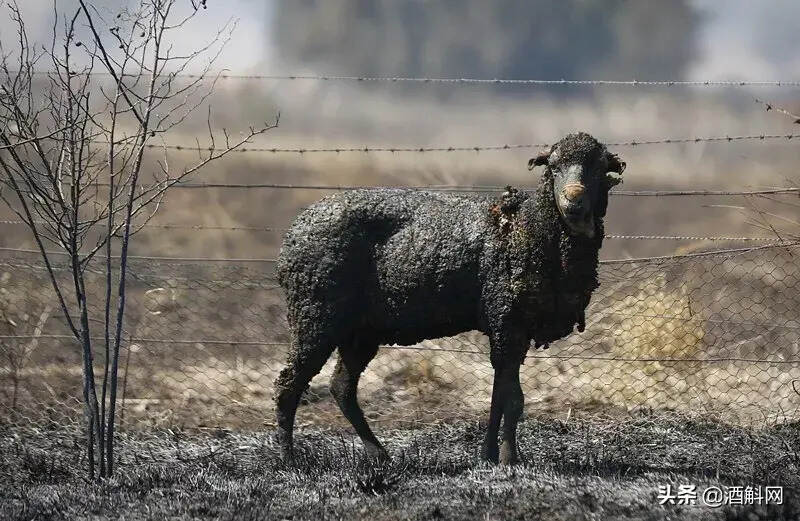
xmin=0 ymin=0 xmax=278 ymax=478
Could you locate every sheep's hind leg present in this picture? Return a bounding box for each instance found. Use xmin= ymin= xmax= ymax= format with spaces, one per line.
xmin=330 ymin=339 xmax=387 ymax=461
xmin=274 ymin=338 xmax=335 ymax=463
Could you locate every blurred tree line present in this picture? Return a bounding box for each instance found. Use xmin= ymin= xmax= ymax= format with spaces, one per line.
xmin=272 ymin=0 xmax=700 ymax=80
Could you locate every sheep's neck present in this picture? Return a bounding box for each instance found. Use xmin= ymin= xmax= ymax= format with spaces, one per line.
xmin=510 ymin=177 xmax=602 ymax=343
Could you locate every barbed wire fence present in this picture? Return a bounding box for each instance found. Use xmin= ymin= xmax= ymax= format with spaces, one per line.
xmin=20 ymin=70 xmax=800 ymax=87
xmin=1 ymin=72 xmax=800 ymax=432
xmin=90 ymin=132 xmax=799 ymax=155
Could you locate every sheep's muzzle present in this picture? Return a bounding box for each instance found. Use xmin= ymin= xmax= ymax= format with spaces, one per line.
xmin=563 ymin=183 xmax=585 ymax=202
xmin=557 ymin=183 xmax=595 ymax=239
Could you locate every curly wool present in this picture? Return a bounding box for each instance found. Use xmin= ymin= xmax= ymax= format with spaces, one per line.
xmin=276 ymin=170 xmax=603 ymax=365
xmin=509 ymin=170 xmax=602 ymax=347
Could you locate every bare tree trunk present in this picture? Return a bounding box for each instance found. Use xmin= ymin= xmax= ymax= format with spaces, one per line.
xmin=106 ymin=309 xmax=122 ymax=475
xmin=107 ymin=160 xmax=146 ymax=476
xmin=106 ymin=7 xmax=162 ymax=475
xmin=78 ymin=293 xmax=103 ymax=478
xmin=102 ymin=88 xmax=119 ymax=476
xmin=100 ymin=278 xmax=111 ymax=474
xmin=79 ymin=303 xmax=98 ymax=479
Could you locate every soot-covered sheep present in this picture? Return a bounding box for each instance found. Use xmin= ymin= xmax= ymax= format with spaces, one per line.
xmin=275 ymin=132 xmax=625 ymax=464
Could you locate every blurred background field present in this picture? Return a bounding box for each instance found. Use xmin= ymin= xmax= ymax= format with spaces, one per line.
xmin=1 ymin=243 xmax=798 ymax=431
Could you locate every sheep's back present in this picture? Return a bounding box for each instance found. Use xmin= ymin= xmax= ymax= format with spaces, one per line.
xmin=277 ymin=189 xmax=494 ymax=344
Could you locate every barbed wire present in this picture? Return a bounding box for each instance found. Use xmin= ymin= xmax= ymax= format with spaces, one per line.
xmin=128 ymin=133 xmax=800 ymax=154
xmin=0 ymin=260 xmax=282 ymax=284
xmin=0 ymin=246 xmax=278 ymax=263
xmin=0 ymin=334 xmax=286 ymax=346
xmin=603 ymin=235 xmax=784 ymax=242
xmin=34 ymin=183 xmax=800 ymax=197
xmin=21 ymin=70 xmax=800 ymax=87
xmin=0 ymin=219 xmax=786 ymax=242
xmin=1 ymin=333 xmax=797 ymax=364
xmin=0 ymin=242 xmax=796 ymax=266
xmin=599 ymin=241 xmax=800 ymax=265
xmin=0 ymin=220 xmax=288 ymax=232
xmin=611 ymin=188 xmax=800 ymax=197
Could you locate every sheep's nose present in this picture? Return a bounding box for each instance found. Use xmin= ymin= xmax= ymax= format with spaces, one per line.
xmin=563 ymin=183 xmax=585 ymax=202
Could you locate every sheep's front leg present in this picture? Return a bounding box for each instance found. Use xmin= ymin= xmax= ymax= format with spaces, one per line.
xmin=483 ymin=326 xmax=527 ymax=465
xmin=498 ymin=361 xmax=524 ymax=465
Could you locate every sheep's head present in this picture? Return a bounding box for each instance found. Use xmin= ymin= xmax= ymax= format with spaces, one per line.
xmin=528 ymin=132 xmax=625 ymax=238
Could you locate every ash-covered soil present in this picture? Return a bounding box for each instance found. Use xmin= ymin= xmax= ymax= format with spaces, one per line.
xmin=2 ymin=411 xmax=799 ymax=520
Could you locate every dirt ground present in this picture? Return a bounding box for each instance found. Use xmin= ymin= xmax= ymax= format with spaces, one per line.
xmin=2 ymin=411 xmax=799 ymax=521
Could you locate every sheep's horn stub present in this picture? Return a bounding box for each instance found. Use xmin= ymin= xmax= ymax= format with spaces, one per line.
xmin=527 ymin=151 xmax=550 ymax=170
xmin=606 ymin=172 xmax=623 ymax=188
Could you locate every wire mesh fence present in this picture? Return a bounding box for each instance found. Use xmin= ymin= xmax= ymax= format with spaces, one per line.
xmin=1 ymin=242 xmax=799 ymax=433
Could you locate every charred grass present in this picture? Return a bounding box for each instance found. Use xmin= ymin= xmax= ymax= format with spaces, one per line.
xmin=2 ymin=411 xmax=800 ymax=520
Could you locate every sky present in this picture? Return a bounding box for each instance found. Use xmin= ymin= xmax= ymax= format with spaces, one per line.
xmin=1 ymin=1 xmax=799 ymax=80
xmin=690 ymin=0 xmax=800 ymax=80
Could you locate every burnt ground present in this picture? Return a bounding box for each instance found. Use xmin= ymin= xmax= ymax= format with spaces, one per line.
xmin=2 ymin=411 xmax=800 ymax=521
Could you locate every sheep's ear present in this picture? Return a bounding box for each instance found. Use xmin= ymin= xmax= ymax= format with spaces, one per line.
xmin=606 ymin=152 xmax=625 ymax=174
xmin=527 ymin=151 xmax=550 ymax=171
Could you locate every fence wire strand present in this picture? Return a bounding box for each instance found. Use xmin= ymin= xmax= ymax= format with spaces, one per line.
xmin=17 ymin=183 xmax=798 ymax=197
xmin=0 ymin=219 xmax=787 ymax=242
xmin=0 ymin=243 xmax=796 ymax=265
xmin=123 ymin=132 xmax=800 ymax=154
xmin=21 ymin=70 xmax=800 ymax=87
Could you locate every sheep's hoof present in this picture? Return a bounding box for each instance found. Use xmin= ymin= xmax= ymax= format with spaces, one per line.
xmin=481 ymin=443 xmax=499 ymax=464
xmin=275 ymin=431 xmax=295 ymax=465
xmin=365 ymin=443 xmax=390 ymax=463
xmin=499 ymin=441 xmax=520 ymax=466
xmin=278 ymin=445 xmax=295 ymax=464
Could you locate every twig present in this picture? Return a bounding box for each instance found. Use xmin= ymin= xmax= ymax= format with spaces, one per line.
xmin=754 ymin=97 xmax=800 ymax=124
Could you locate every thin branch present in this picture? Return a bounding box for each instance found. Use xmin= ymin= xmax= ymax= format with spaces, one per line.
xmin=754 ymin=97 xmax=800 ymax=124
xmin=0 ymin=124 xmax=78 ymax=149
xmin=76 ymin=0 xmax=144 ymax=126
